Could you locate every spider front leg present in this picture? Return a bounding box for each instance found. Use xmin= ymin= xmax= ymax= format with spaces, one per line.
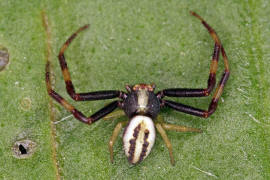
xmin=158 ymin=11 xmax=229 ymax=118
xmin=162 ymin=47 xmax=229 ymax=118
xmin=46 ymin=62 xmax=120 ymax=124
xmin=157 ymin=11 xmax=229 ymax=99
xmin=58 ymin=24 xmax=126 ymax=101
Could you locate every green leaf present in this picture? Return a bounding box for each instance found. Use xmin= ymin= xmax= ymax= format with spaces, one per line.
xmin=1 ymin=0 xmax=270 ymax=179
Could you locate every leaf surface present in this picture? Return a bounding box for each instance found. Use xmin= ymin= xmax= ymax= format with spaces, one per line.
xmin=0 ymin=0 xmax=270 ymax=179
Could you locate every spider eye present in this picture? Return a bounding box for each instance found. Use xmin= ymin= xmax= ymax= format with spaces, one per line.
xmin=131 ymin=84 xmax=155 ymax=91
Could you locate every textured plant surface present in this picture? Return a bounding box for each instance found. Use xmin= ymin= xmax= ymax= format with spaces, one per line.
xmin=1 ymin=0 xmax=270 ymax=179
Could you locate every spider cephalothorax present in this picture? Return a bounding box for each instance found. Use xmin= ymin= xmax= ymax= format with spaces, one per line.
xmin=122 ymin=84 xmax=160 ymax=119
xmin=46 ymin=11 xmax=230 ymax=165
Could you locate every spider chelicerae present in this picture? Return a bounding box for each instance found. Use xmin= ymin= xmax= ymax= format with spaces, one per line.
xmin=46 ymin=11 xmax=230 ymax=165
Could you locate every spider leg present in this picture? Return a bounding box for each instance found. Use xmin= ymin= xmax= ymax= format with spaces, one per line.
xmin=161 ymin=123 xmax=202 ymax=133
xmin=157 ymin=115 xmax=201 ymax=132
xmin=155 ymin=123 xmax=175 ymax=165
xmin=162 ymin=51 xmax=229 ymax=118
xmin=109 ymin=121 xmax=128 ymax=163
xmin=157 ymin=11 xmax=229 ymax=98
xmin=103 ymin=109 xmax=125 ymax=121
xmin=46 ymin=62 xmax=120 ymax=124
xmin=162 ymin=68 xmax=228 ymax=119
xmin=162 ymin=45 xmax=229 ymax=118
xmin=155 ymin=115 xmax=201 ymax=165
xmin=58 ymin=24 xmax=126 ymax=101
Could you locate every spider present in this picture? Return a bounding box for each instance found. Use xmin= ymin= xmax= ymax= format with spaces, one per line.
xmin=46 ymin=11 xmax=229 ymax=165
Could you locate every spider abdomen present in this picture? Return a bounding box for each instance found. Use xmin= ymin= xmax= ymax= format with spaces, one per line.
xmin=123 ymin=115 xmax=156 ymax=164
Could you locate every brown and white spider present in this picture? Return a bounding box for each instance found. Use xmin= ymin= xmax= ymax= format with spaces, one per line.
xmin=46 ymin=11 xmax=229 ymax=165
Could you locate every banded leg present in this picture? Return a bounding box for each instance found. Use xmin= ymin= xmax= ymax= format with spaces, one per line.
xmin=163 ymin=43 xmax=229 ymax=117
xmin=157 ymin=11 xmax=229 ymax=98
xmin=109 ymin=121 xmax=128 ymax=163
xmin=58 ymin=24 xmax=126 ymax=101
xmin=46 ymin=62 xmax=119 ymax=124
xmin=163 ymin=71 xmax=228 ymax=119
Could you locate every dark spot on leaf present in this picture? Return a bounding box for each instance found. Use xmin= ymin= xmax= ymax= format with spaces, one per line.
xmin=0 ymin=46 xmax=9 ymax=71
xmin=13 ymin=139 xmax=36 ymax=159
xmin=19 ymin=144 xmax=27 ymax=154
